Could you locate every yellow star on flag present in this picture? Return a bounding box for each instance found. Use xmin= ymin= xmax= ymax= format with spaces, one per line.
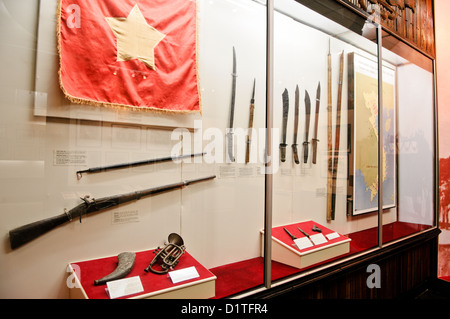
xmin=106 ymin=5 xmax=166 ymax=70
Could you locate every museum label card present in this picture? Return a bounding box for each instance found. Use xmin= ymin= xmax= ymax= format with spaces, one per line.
xmin=326 ymin=232 xmax=340 ymax=240
xmin=309 ymin=233 xmax=328 ymax=245
xmin=106 ymin=276 xmax=144 ymax=299
xmin=294 ymin=237 xmax=314 ymax=250
xmin=169 ymin=266 xmax=200 ymax=284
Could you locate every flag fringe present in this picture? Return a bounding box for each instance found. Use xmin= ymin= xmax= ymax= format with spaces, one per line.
xmin=56 ymin=0 xmax=202 ymax=116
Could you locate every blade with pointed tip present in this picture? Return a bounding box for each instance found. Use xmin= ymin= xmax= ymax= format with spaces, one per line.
xmin=245 ymin=79 xmax=256 ymax=164
xmin=227 ymin=47 xmax=237 ymax=162
xmin=303 ymin=90 xmax=311 ymax=163
xmin=292 ymin=85 xmax=300 ymax=164
xmin=312 ymin=82 xmax=321 ymax=164
xmin=280 ymin=89 xmax=289 ymax=162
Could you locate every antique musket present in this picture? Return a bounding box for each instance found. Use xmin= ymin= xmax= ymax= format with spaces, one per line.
xmin=8 ymin=175 xmax=216 ymax=249
xmin=76 ymin=153 xmax=205 ymax=179
xmin=245 ymin=79 xmax=256 ymax=164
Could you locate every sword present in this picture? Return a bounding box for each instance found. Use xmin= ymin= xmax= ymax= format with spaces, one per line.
xmin=227 ymin=47 xmax=237 ymax=162
xmin=302 ymin=90 xmax=311 ymax=164
xmin=292 ymin=85 xmax=300 ymax=164
xmin=280 ymin=89 xmax=289 ymax=162
xmin=246 ymin=79 xmax=256 ymax=164
xmin=311 ymin=82 xmax=321 ymax=164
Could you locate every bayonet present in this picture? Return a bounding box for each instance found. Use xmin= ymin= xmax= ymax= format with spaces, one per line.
xmin=302 ymin=90 xmax=311 ymax=163
xmin=283 ymin=227 xmax=297 ymax=241
xmin=311 ymin=82 xmax=321 ymax=164
xmin=227 ymin=46 xmax=237 ymax=162
xmin=297 ymin=227 xmax=310 ymax=238
xmin=280 ymin=89 xmax=289 ymax=162
xmin=292 ymin=85 xmax=300 ymax=164
xmin=246 ymin=79 xmax=256 ymax=164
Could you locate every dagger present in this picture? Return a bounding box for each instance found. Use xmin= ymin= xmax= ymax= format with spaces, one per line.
xmin=283 ymin=227 xmax=297 ymax=241
xmin=227 ymin=46 xmax=237 ymax=162
xmin=292 ymin=85 xmax=300 ymax=164
xmin=280 ymin=89 xmax=289 ymax=162
xmin=302 ymin=90 xmax=311 ymax=164
xmin=246 ymin=79 xmax=256 ymax=164
xmin=311 ymin=82 xmax=321 ymax=164
xmin=297 ymin=227 xmax=314 ymax=245
xmin=297 ymin=227 xmax=310 ymax=238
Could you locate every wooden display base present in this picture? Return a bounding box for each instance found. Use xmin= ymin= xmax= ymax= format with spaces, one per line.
xmin=260 ymin=220 xmax=351 ymax=269
xmin=67 ymin=249 xmax=216 ymax=299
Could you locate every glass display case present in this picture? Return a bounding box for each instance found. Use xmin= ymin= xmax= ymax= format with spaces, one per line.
xmin=0 ymin=0 xmax=437 ymax=299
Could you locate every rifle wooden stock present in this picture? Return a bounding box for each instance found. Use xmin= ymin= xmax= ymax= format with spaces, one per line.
xmin=9 ymin=175 xmax=216 ymax=250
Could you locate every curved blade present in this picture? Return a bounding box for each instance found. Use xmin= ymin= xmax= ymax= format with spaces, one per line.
xmin=303 ymin=90 xmax=311 ymax=163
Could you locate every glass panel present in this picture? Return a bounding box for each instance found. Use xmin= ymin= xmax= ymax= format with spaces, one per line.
xmin=0 ymin=0 xmax=267 ymax=298
xmin=380 ymin=32 xmax=436 ymax=243
xmin=270 ymin=0 xmax=382 ymax=282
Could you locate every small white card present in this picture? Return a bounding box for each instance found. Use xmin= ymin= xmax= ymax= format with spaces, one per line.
xmin=294 ymin=237 xmax=314 ymax=250
xmin=309 ymin=233 xmax=328 ymax=245
xmin=169 ymin=266 xmax=200 ymax=284
xmin=106 ymin=276 xmax=144 ymax=299
xmin=326 ymin=232 xmax=340 ymax=240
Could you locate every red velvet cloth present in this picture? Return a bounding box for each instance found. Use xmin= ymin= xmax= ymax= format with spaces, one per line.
xmin=210 ymin=221 xmax=432 ymax=298
xmin=58 ymin=0 xmax=200 ymax=112
xmin=70 ymin=249 xmax=215 ymax=299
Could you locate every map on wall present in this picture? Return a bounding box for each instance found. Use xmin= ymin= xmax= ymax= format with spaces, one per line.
xmin=347 ymin=53 xmax=396 ymax=215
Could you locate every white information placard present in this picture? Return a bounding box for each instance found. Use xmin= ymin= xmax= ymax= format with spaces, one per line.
xmin=326 ymin=232 xmax=340 ymax=240
xmin=294 ymin=237 xmax=314 ymax=250
xmin=309 ymin=233 xmax=328 ymax=245
xmin=169 ymin=266 xmax=200 ymax=284
xmin=106 ymin=276 xmax=144 ymax=299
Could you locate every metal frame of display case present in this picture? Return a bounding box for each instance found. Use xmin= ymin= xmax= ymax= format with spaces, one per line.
xmin=241 ymin=0 xmax=440 ymax=298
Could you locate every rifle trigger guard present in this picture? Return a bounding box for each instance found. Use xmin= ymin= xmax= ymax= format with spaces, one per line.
xmin=80 ymin=195 xmax=96 ymax=223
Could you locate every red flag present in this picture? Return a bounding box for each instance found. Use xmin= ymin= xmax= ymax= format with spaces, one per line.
xmin=58 ymin=0 xmax=200 ymax=113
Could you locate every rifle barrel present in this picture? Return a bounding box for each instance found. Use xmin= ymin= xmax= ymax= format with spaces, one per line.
xmin=9 ymin=175 xmax=215 ymax=250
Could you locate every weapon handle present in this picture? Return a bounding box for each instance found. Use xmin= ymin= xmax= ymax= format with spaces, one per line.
xmin=311 ymin=139 xmax=318 ymax=164
xmin=292 ymin=144 xmax=299 ymax=164
xmin=279 ymin=144 xmax=287 ymax=162
xmin=9 ymin=213 xmax=70 ymax=250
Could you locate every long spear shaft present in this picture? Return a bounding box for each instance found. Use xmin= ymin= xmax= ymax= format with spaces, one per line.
xmin=326 ymin=42 xmax=334 ymax=222
xmin=330 ymin=51 xmax=344 ymax=221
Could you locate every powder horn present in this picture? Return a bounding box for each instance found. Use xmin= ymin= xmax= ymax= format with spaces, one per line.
xmin=144 ymin=233 xmax=186 ymax=275
xmin=93 ymin=252 xmax=136 ymax=285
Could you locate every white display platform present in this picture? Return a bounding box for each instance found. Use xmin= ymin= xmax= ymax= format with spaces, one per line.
xmin=260 ymin=220 xmax=351 ymax=269
xmin=67 ymin=249 xmax=216 ymax=299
